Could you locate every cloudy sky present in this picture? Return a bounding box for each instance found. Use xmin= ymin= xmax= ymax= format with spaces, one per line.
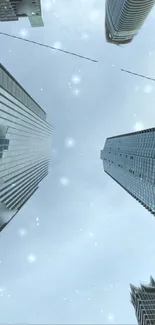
xmin=1 ymin=0 xmax=155 ymax=324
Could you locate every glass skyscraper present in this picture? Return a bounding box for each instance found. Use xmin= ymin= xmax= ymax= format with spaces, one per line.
xmin=100 ymin=128 xmax=155 ymax=215
xmin=105 ymin=0 xmax=155 ymax=44
xmin=0 ymin=0 xmax=44 ymax=27
xmin=130 ymin=277 xmax=155 ymax=325
xmin=0 ymin=63 xmax=52 ymax=231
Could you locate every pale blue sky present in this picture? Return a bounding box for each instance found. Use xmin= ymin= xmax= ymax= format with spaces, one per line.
xmin=0 ymin=0 xmax=155 ymax=324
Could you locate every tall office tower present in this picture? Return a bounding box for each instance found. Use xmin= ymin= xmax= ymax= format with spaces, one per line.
xmin=100 ymin=128 xmax=155 ymax=215
xmin=0 ymin=0 xmax=44 ymax=27
xmin=105 ymin=0 xmax=155 ymax=44
xmin=0 ymin=63 xmax=52 ymax=231
xmin=130 ymin=277 xmax=155 ymax=325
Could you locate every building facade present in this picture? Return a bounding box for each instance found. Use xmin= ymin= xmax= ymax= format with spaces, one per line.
xmin=100 ymin=128 xmax=155 ymax=215
xmin=0 ymin=0 xmax=44 ymax=27
xmin=0 ymin=63 xmax=52 ymax=231
xmin=105 ymin=0 xmax=155 ymax=44
xmin=130 ymin=277 xmax=155 ymax=325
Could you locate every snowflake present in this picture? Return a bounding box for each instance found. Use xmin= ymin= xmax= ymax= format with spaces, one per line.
xmin=27 ymin=254 xmax=37 ymax=264
xmin=94 ymin=241 xmax=98 ymax=246
xmin=52 ymin=41 xmax=62 ymax=50
xmin=144 ymin=84 xmax=153 ymax=94
xmin=134 ymin=86 xmax=139 ymax=92
xmin=36 ymin=217 xmax=39 ymax=222
xmin=19 ymin=28 xmax=29 ymax=38
xmin=37 ymin=223 xmax=40 ymax=226
xmin=81 ymin=33 xmax=89 ymax=40
xmin=89 ymin=9 xmax=100 ymax=22
xmin=133 ymin=122 xmax=144 ymax=131
xmin=72 ymin=88 xmax=81 ymax=96
xmin=87 ymin=297 xmax=91 ymax=301
xmin=107 ymin=314 xmax=115 ymax=323
xmin=8 ymin=294 xmax=11 ymax=298
xmin=71 ymin=75 xmax=81 ymax=85
xmin=18 ymin=228 xmax=27 ymax=237
xmin=42 ymin=1 xmax=53 ymax=12
xmin=59 ymin=176 xmax=70 ymax=186
xmin=80 ymin=228 xmax=83 ymax=231
xmin=89 ymin=232 xmax=94 ymax=238
xmin=65 ymin=137 xmax=76 ymax=148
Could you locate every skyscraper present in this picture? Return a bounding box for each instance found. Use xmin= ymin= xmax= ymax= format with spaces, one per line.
xmin=130 ymin=277 xmax=155 ymax=325
xmin=0 ymin=63 xmax=52 ymax=231
xmin=105 ymin=0 xmax=155 ymax=44
xmin=100 ymin=128 xmax=155 ymax=215
xmin=0 ymin=0 xmax=44 ymax=27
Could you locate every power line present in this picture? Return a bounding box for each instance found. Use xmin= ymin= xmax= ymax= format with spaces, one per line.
xmin=121 ymin=68 xmax=155 ymax=82
xmin=0 ymin=31 xmax=98 ymax=63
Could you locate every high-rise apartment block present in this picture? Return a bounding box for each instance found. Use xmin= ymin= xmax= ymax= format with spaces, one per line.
xmin=0 ymin=63 xmax=52 ymax=231
xmin=100 ymin=128 xmax=155 ymax=215
xmin=0 ymin=0 xmax=44 ymax=27
xmin=130 ymin=277 xmax=155 ymax=325
xmin=105 ymin=0 xmax=155 ymax=44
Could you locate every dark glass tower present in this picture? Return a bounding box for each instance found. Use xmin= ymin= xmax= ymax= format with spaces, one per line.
xmin=105 ymin=0 xmax=155 ymax=44
xmin=100 ymin=128 xmax=155 ymax=215
xmin=0 ymin=0 xmax=44 ymax=27
xmin=0 ymin=63 xmax=52 ymax=231
xmin=130 ymin=277 xmax=155 ymax=325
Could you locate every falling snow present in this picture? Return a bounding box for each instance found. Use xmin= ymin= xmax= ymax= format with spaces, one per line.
xmin=27 ymin=254 xmax=37 ymax=264
xmin=42 ymin=0 xmax=52 ymax=12
xmin=18 ymin=228 xmax=27 ymax=237
xmin=134 ymin=86 xmax=139 ymax=91
xmin=71 ymin=74 xmax=81 ymax=85
xmin=72 ymin=88 xmax=81 ymax=96
xmin=59 ymin=176 xmax=70 ymax=186
xmin=107 ymin=313 xmax=115 ymax=323
xmin=144 ymin=84 xmax=153 ymax=93
xmin=133 ymin=122 xmax=144 ymax=131
xmin=81 ymin=33 xmax=89 ymax=40
xmin=19 ymin=28 xmax=29 ymax=38
xmin=65 ymin=137 xmax=76 ymax=148
xmin=52 ymin=41 xmax=62 ymax=50
xmin=89 ymin=9 xmax=100 ymax=22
